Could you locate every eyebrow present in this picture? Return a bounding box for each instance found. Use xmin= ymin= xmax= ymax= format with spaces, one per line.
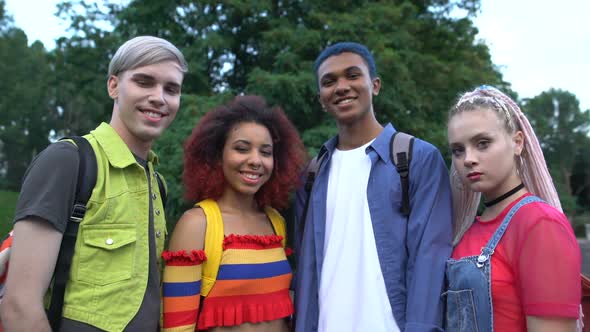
xmin=131 ymin=73 xmax=182 ymax=89
xmin=449 ymin=132 xmax=494 ymax=146
xmin=319 ymin=65 xmax=363 ymax=81
xmin=131 ymin=73 xmax=155 ymax=81
xmin=469 ymin=132 xmax=493 ymax=141
xmin=233 ymin=139 xmax=273 ymax=148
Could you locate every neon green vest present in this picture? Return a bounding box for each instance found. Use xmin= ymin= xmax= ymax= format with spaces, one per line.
xmin=59 ymin=123 xmax=167 ymax=331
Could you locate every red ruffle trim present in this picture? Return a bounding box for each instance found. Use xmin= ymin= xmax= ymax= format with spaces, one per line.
xmin=197 ymin=290 xmax=293 ymax=329
xmin=162 ymin=249 xmax=207 ymax=266
xmin=284 ymin=247 xmax=293 ymax=257
xmin=223 ymin=234 xmax=284 ymax=250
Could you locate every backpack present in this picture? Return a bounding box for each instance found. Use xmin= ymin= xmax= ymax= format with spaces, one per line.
xmin=301 ymin=132 xmax=415 ymax=228
xmin=0 ymin=136 xmax=167 ymax=331
xmin=195 ymin=199 xmax=287 ymax=297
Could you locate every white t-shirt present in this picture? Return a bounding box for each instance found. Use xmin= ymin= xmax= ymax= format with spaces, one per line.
xmin=319 ymin=141 xmax=400 ymax=332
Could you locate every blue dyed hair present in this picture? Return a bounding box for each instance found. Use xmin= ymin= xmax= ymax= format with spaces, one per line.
xmin=314 ymin=42 xmax=377 ymax=84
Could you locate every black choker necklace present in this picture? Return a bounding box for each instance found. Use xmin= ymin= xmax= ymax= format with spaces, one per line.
xmin=483 ymin=183 xmax=525 ymax=207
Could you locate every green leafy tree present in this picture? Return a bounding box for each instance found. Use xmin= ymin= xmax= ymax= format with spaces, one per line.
xmin=110 ymin=0 xmax=212 ymax=95
xmin=525 ymin=89 xmax=590 ymax=218
xmin=571 ymin=141 xmax=590 ymax=210
xmin=56 ymin=0 xmax=504 ymax=149
xmin=51 ymin=1 xmax=123 ymax=136
xmin=153 ymin=93 xmax=234 ymax=228
xmin=52 ymin=0 xmax=507 ymax=223
xmin=0 ymin=0 xmax=12 ymax=32
xmin=235 ymin=0 xmax=505 ymax=150
xmin=0 ymin=26 xmax=54 ymax=189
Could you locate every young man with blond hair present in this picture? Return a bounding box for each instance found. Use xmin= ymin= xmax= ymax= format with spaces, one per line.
xmin=1 ymin=36 xmax=187 ymax=331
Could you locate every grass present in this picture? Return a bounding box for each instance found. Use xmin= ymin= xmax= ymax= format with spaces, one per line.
xmin=0 ymin=190 xmax=18 ymax=235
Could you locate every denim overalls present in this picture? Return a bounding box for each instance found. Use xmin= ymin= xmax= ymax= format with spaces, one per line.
xmin=444 ymin=195 xmax=542 ymax=332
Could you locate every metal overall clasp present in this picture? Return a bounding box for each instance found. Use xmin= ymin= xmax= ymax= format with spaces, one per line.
xmin=476 ymin=247 xmax=494 ymax=268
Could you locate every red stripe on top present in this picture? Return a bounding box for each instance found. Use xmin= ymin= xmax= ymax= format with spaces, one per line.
xmin=198 ymin=289 xmax=293 ymax=330
xmin=223 ymin=234 xmax=284 ymax=250
xmin=162 ymin=249 xmax=207 ymax=266
xmin=162 ymin=309 xmax=199 ymax=328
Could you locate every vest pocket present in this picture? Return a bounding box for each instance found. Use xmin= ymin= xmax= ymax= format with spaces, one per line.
xmin=77 ymin=224 xmax=136 ymax=286
xmin=443 ymin=289 xmax=479 ymax=332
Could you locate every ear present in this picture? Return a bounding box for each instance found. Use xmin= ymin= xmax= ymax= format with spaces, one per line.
xmin=372 ymin=77 xmax=381 ymax=96
xmin=107 ymin=75 xmax=119 ymax=99
xmin=513 ymin=130 xmax=524 ymax=156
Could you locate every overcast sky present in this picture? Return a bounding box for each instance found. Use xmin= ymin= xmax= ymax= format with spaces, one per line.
xmin=5 ymin=0 xmax=590 ymax=111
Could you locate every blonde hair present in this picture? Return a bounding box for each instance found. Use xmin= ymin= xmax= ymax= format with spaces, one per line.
xmin=108 ymin=36 xmax=188 ymax=77
xmin=449 ymin=86 xmax=561 ymax=244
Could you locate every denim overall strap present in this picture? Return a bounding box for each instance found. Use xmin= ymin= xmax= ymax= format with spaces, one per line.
xmin=476 ymin=196 xmax=543 ymax=268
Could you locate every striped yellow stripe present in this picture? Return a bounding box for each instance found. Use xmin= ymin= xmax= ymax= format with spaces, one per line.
xmin=163 ymin=265 xmax=202 ymax=283
xmin=220 ymin=247 xmax=286 ymax=265
xmin=162 ymin=323 xmax=197 ymax=332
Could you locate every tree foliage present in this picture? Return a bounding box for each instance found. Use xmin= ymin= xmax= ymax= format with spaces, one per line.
xmin=1 ymin=0 xmax=588 ymax=226
xmin=525 ymin=89 xmax=590 ymax=219
xmin=0 ymin=12 xmax=54 ymax=189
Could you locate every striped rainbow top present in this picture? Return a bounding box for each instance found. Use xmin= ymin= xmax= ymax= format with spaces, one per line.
xmin=162 ymin=249 xmax=207 ymax=331
xmin=161 ymin=234 xmax=293 ymax=331
xmin=198 ymin=234 xmax=293 ymax=329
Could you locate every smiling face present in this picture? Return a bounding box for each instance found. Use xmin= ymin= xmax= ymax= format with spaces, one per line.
xmin=448 ymin=107 xmax=524 ymax=199
xmin=221 ymin=122 xmax=274 ymax=199
xmin=108 ymin=60 xmax=184 ymax=156
xmin=317 ymin=52 xmax=381 ymax=126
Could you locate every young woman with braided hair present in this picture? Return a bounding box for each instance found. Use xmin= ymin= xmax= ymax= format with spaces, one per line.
xmin=445 ymin=86 xmax=581 ymax=332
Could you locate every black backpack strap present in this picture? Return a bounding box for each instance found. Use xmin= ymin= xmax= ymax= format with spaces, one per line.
xmin=155 ymin=172 xmax=167 ymax=209
xmin=390 ymin=132 xmax=414 ymax=216
xmin=47 ymin=136 xmax=97 ymax=331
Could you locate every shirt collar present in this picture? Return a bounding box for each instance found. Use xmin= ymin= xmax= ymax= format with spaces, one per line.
xmin=320 ymin=123 xmax=396 ymax=164
xmin=90 ymin=122 xmax=160 ymax=168
xmin=368 ymin=123 xmax=396 ymax=163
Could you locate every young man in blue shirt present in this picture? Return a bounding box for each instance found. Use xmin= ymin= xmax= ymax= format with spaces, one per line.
xmin=293 ymin=42 xmax=452 ymax=332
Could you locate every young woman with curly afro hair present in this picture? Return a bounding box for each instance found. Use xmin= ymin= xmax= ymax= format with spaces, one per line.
xmin=161 ymin=95 xmax=307 ymax=332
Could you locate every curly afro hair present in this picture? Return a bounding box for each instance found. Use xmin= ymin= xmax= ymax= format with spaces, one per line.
xmin=183 ymin=95 xmax=307 ymax=210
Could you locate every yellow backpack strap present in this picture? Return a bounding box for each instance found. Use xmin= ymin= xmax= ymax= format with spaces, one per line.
xmin=195 ymin=199 xmax=224 ymax=297
xmin=264 ymin=207 xmax=287 ymax=248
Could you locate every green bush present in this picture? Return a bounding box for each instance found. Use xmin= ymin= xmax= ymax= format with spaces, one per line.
xmin=0 ymin=190 xmax=18 ymax=235
xmin=573 ymin=212 xmax=590 ymax=238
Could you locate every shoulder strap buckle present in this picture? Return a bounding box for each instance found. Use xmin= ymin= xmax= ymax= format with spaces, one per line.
xmin=390 ymin=131 xmax=415 ymax=216
xmin=69 ymin=203 xmax=87 ymax=223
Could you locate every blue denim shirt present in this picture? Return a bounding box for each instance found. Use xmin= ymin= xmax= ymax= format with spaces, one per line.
xmin=293 ymin=124 xmax=452 ymax=332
